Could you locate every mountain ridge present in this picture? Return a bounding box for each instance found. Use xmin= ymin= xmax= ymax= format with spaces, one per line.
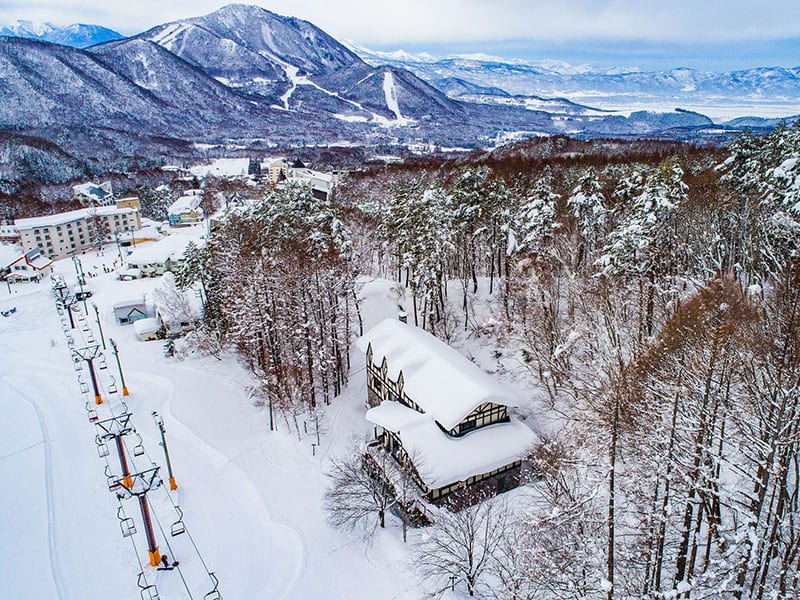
xmin=0 ymin=19 xmax=123 ymax=48
xmin=0 ymin=4 xmax=796 ymax=192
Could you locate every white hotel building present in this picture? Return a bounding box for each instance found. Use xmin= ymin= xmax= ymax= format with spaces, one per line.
xmin=15 ymin=206 xmax=142 ymax=260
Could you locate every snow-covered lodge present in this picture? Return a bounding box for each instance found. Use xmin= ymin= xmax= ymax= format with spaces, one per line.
xmin=125 ymin=235 xmax=201 ymax=278
xmin=73 ymin=181 xmax=114 ymax=207
xmin=360 ymin=319 xmax=535 ymax=508
xmin=167 ymin=192 xmax=204 ymax=226
xmin=1 ymin=248 xmax=53 ymax=283
xmin=15 ymin=206 xmax=142 ymax=260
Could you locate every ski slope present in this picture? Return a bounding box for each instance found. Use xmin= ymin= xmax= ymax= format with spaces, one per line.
xmin=0 ymin=247 xmax=423 ymax=599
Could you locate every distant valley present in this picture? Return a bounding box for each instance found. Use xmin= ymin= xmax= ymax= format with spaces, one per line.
xmin=0 ymin=4 xmax=797 ymax=191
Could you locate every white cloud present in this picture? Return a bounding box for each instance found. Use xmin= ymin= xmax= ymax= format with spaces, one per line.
xmin=1 ymin=0 xmax=799 ymax=43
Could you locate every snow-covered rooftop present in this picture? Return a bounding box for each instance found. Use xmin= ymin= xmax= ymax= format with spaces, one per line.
xmin=73 ymin=182 xmax=112 ymax=202
xmin=168 ymin=195 xmax=203 ymax=215
xmin=133 ymin=317 xmax=161 ymax=336
xmin=15 ymin=206 xmax=137 ymax=229
xmin=366 ymin=400 xmax=535 ymax=489
xmin=358 ymin=319 xmax=517 ymax=431
xmin=113 ymin=297 xmax=146 ymax=310
xmin=126 ymin=235 xmax=203 ymax=266
xmin=0 ymin=243 xmax=23 ymax=268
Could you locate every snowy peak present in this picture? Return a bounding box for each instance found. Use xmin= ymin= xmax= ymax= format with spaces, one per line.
xmin=0 ymin=19 xmax=123 ymax=48
xmin=139 ymin=3 xmax=362 ymax=83
xmin=45 ymin=24 xmax=124 ymax=48
xmin=350 ymin=43 xmax=800 ymax=119
xmin=1 ymin=19 xmax=57 ymax=37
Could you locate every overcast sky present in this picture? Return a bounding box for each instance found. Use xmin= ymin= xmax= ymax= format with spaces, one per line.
xmin=2 ymin=0 xmax=799 ymax=70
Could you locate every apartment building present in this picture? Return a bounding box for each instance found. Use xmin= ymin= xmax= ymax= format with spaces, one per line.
xmin=15 ymin=206 xmax=142 ymax=260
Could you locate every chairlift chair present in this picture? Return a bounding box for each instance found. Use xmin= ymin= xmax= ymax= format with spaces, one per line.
xmin=87 ymin=409 xmax=99 ymax=423
xmin=133 ymin=442 xmax=145 ymax=457
xmin=204 ymin=572 xmax=221 ymax=600
xmin=108 ymin=382 xmax=118 ymax=394
xmin=120 ymin=517 xmax=136 ymax=538
xmin=170 ymin=520 xmax=186 ymax=537
xmin=73 ymin=361 xmax=83 ymax=372
xmin=97 ymin=439 xmax=110 ymax=459
xmin=170 ymin=506 xmax=186 ymax=536
xmin=137 ymin=572 xmax=159 ymax=600
xmin=80 ymin=382 xmax=90 ymax=394
xmin=98 ymin=356 xmax=108 ymax=370
xmin=141 ymin=586 xmax=159 ymax=600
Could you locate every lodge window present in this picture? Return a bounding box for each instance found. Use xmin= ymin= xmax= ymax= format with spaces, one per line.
xmin=459 ymin=420 xmax=477 ymax=434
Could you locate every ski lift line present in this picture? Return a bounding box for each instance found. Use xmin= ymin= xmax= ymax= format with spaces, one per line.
xmin=52 ymin=299 xmax=214 ymax=597
xmin=115 ymin=416 xmax=219 ymax=590
xmin=148 ymin=497 xmax=195 ymax=600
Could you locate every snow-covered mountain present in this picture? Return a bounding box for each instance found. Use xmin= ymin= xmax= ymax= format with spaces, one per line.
xmin=1 ymin=19 xmax=57 ymax=38
xmin=0 ymin=19 xmax=123 ymax=48
xmin=0 ymin=4 xmax=794 ymax=191
xmin=351 ymin=46 xmax=800 ymax=120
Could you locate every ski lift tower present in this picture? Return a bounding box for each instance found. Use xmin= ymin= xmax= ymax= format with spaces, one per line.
xmin=73 ymin=344 xmax=104 ymax=404
xmin=53 ymin=277 xmax=78 ymax=329
xmin=95 ymin=413 xmax=140 ymax=490
xmin=113 ymin=467 xmax=163 ymax=567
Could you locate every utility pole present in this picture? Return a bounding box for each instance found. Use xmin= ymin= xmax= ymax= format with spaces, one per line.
xmin=92 ymin=303 xmax=106 ymax=350
xmin=72 ymin=254 xmax=88 ymax=312
xmin=108 ymin=338 xmax=129 ymax=396
xmin=96 ymin=413 xmax=135 ymax=490
xmin=114 ymin=231 xmax=123 ymax=264
xmin=114 ymin=467 xmax=163 ymax=567
xmin=53 ymin=278 xmax=77 ymax=329
xmin=73 ymin=344 xmax=103 ymax=404
xmin=152 ymin=412 xmax=177 ymax=491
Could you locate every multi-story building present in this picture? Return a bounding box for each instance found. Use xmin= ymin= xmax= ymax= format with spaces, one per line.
xmin=359 ymin=318 xmax=536 ymax=510
xmin=73 ymin=181 xmax=114 ymax=206
xmin=15 ymin=206 xmax=142 ymax=260
xmin=115 ymin=197 xmax=142 ymax=211
xmin=0 ymin=223 xmax=20 ymax=242
xmin=167 ymin=193 xmax=204 ymax=226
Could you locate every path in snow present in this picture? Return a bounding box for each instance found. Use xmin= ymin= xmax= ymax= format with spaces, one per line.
xmin=382 ymin=70 xmax=414 ymax=126
xmin=1 ymin=254 xmax=423 ymax=599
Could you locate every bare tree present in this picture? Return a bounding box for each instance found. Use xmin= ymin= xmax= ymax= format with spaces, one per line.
xmin=416 ymin=496 xmax=511 ymax=598
xmin=325 ymin=443 xmax=396 ymax=532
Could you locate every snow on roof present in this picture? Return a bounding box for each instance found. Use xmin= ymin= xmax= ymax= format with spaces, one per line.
xmin=0 ymin=243 xmax=23 ymax=268
xmin=358 ymin=319 xmax=516 ymax=431
xmin=365 ymin=400 xmax=428 ymax=432
xmin=366 ymin=400 xmax=535 ymax=489
xmin=26 ymin=252 xmax=53 ymax=270
xmin=126 ymin=234 xmax=202 ymax=265
xmin=168 ymin=195 xmax=203 ymax=215
xmin=113 ymin=298 xmax=146 ymax=310
xmin=14 ymin=206 xmax=137 ymax=229
xmin=133 ymin=317 xmax=161 ymax=336
xmin=73 ymin=182 xmax=112 ymax=201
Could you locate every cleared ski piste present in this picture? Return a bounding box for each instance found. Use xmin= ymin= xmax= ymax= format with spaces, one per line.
xmin=0 ymin=245 xmax=424 ymax=599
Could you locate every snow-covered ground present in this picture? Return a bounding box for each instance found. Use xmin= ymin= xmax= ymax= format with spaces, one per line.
xmin=0 ymin=249 xmax=427 ymax=599
xmin=188 ymin=158 xmax=251 ymax=178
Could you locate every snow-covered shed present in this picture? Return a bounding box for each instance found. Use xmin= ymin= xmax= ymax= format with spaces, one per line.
xmin=113 ymin=298 xmax=150 ymax=325
xmin=167 ymin=194 xmax=204 ymax=226
xmin=133 ymin=317 xmax=161 ymax=341
xmin=126 ymin=235 xmax=202 ymax=277
xmin=3 ymin=248 xmax=53 ymax=283
xmin=358 ymin=318 xmax=536 ymax=507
